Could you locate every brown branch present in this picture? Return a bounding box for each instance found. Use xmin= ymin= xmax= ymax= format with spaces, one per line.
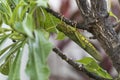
xmin=90 ymin=0 xmax=97 ymax=12
xmin=97 ymin=0 xmax=108 ymax=17
xmin=76 ymin=0 xmax=120 ymax=73
xmin=45 ymin=8 xmax=87 ymax=30
xmin=45 ymin=0 xmax=120 ymax=74
xmin=52 ymin=47 xmax=111 ymax=80
xmin=76 ymin=0 xmax=91 ymax=18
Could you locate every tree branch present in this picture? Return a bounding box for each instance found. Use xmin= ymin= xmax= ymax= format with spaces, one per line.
xmin=75 ymin=0 xmax=120 ymax=73
xmin=97 ymin=0 xmax=108 ymax=17
xmin=76 ymin=0 xmax=91 ymax=18
xmin=45 ymin=8 xmax=87 ymax=30
xmin=52 ymin=47 xmax=111 ymax=80
xmin=46 ymin=0 xmax=120 ymax=73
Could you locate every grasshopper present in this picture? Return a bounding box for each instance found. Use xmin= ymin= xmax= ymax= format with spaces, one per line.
xmin=56 ymin=23 xmax=102 ymax=61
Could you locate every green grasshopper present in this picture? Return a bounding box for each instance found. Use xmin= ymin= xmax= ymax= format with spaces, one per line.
xmin=56 ymin=23 xmax=102 ymax=61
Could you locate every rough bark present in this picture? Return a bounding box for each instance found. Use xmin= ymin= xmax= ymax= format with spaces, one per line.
xmin=76 ymin=0 xmax=120 ymax=73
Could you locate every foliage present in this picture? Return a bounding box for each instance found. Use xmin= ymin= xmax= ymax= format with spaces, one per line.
xmin=0 ymin=0 xmax=112 ymax=80
xmin=0 ymin=0 xmax=53 ymax=80
xmin=76 ymin=57 xmax=112 ymax=79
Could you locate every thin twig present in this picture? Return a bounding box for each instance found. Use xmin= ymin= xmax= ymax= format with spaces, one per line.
xmin=52 ymin=47 xmax=111 ymax=80
xmin=45 ymin=8 xmax=87 ymax=30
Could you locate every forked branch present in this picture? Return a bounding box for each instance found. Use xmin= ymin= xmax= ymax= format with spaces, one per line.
xmin=53 ymin=47 xmax=110 ymax=80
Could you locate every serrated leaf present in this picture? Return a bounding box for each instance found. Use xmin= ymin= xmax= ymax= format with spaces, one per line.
xmin=76 ymin=57 xmax=112 ymax=79
xmin=26 ymin=30 xmax=52 ymax=80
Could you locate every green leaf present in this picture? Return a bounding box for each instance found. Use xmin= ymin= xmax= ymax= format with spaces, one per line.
xmin=0 ymin=27 xmax=12 ymax=33
xmin=0 ymin=42 xmax=18 ymax=56
xmin=0 ymin=41 xmax=22 ymax=75
xmin=0 ymin=58 xmax=11 ymax=75
xmin=43 ymin=8 xmax=61 ymax=32
xmin=14 ymin=13 xmax=34 ymax=38
xmin=10 ymin=0 xmax=28 ymax=23
xmin=0 ymin=41 xmax=22 ymax=65
xmin=26 ymin=30 xmax=52 ymax=80
xmin=0 ymin=34 xmax=10 ymax=49
xmin=33 ymin=7 xmax=46 ymax=29
xmin=0 ymin=0 xmax=12 ymax=17
xmin=8 ymin=48 xmax=24 ymax=80
xmin=56 ymin=31 xmax=66 ymax=40
xmin=76 ymin=57 xmax=112 ymax=79
xmin=22 ymin=13 xmax=34 ymax=38
xmin=0 ymin=1 xmax=12 ymax=24
xmin=76 ymin=57 xmax=96 ymax=65
xmin=33 ymin=7 xmax=60 ymax=32
xmin=14 ymin=21 xmax=25 ymax=34
xmin=41 ymin=29 xmax=50 ymax=39
xmin=9 ymin=0 xmax=20 ymax=5
xmin=0 ymin=13 xmax=3 ymax=26
xmin=36 ymin=0 xmax=48 ymax=7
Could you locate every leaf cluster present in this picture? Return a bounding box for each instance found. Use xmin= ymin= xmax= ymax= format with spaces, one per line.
xmin=0 ymin=0 xmax=114 ymax=80
xmin=0 ymin=0 xmax=54 ymax=80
